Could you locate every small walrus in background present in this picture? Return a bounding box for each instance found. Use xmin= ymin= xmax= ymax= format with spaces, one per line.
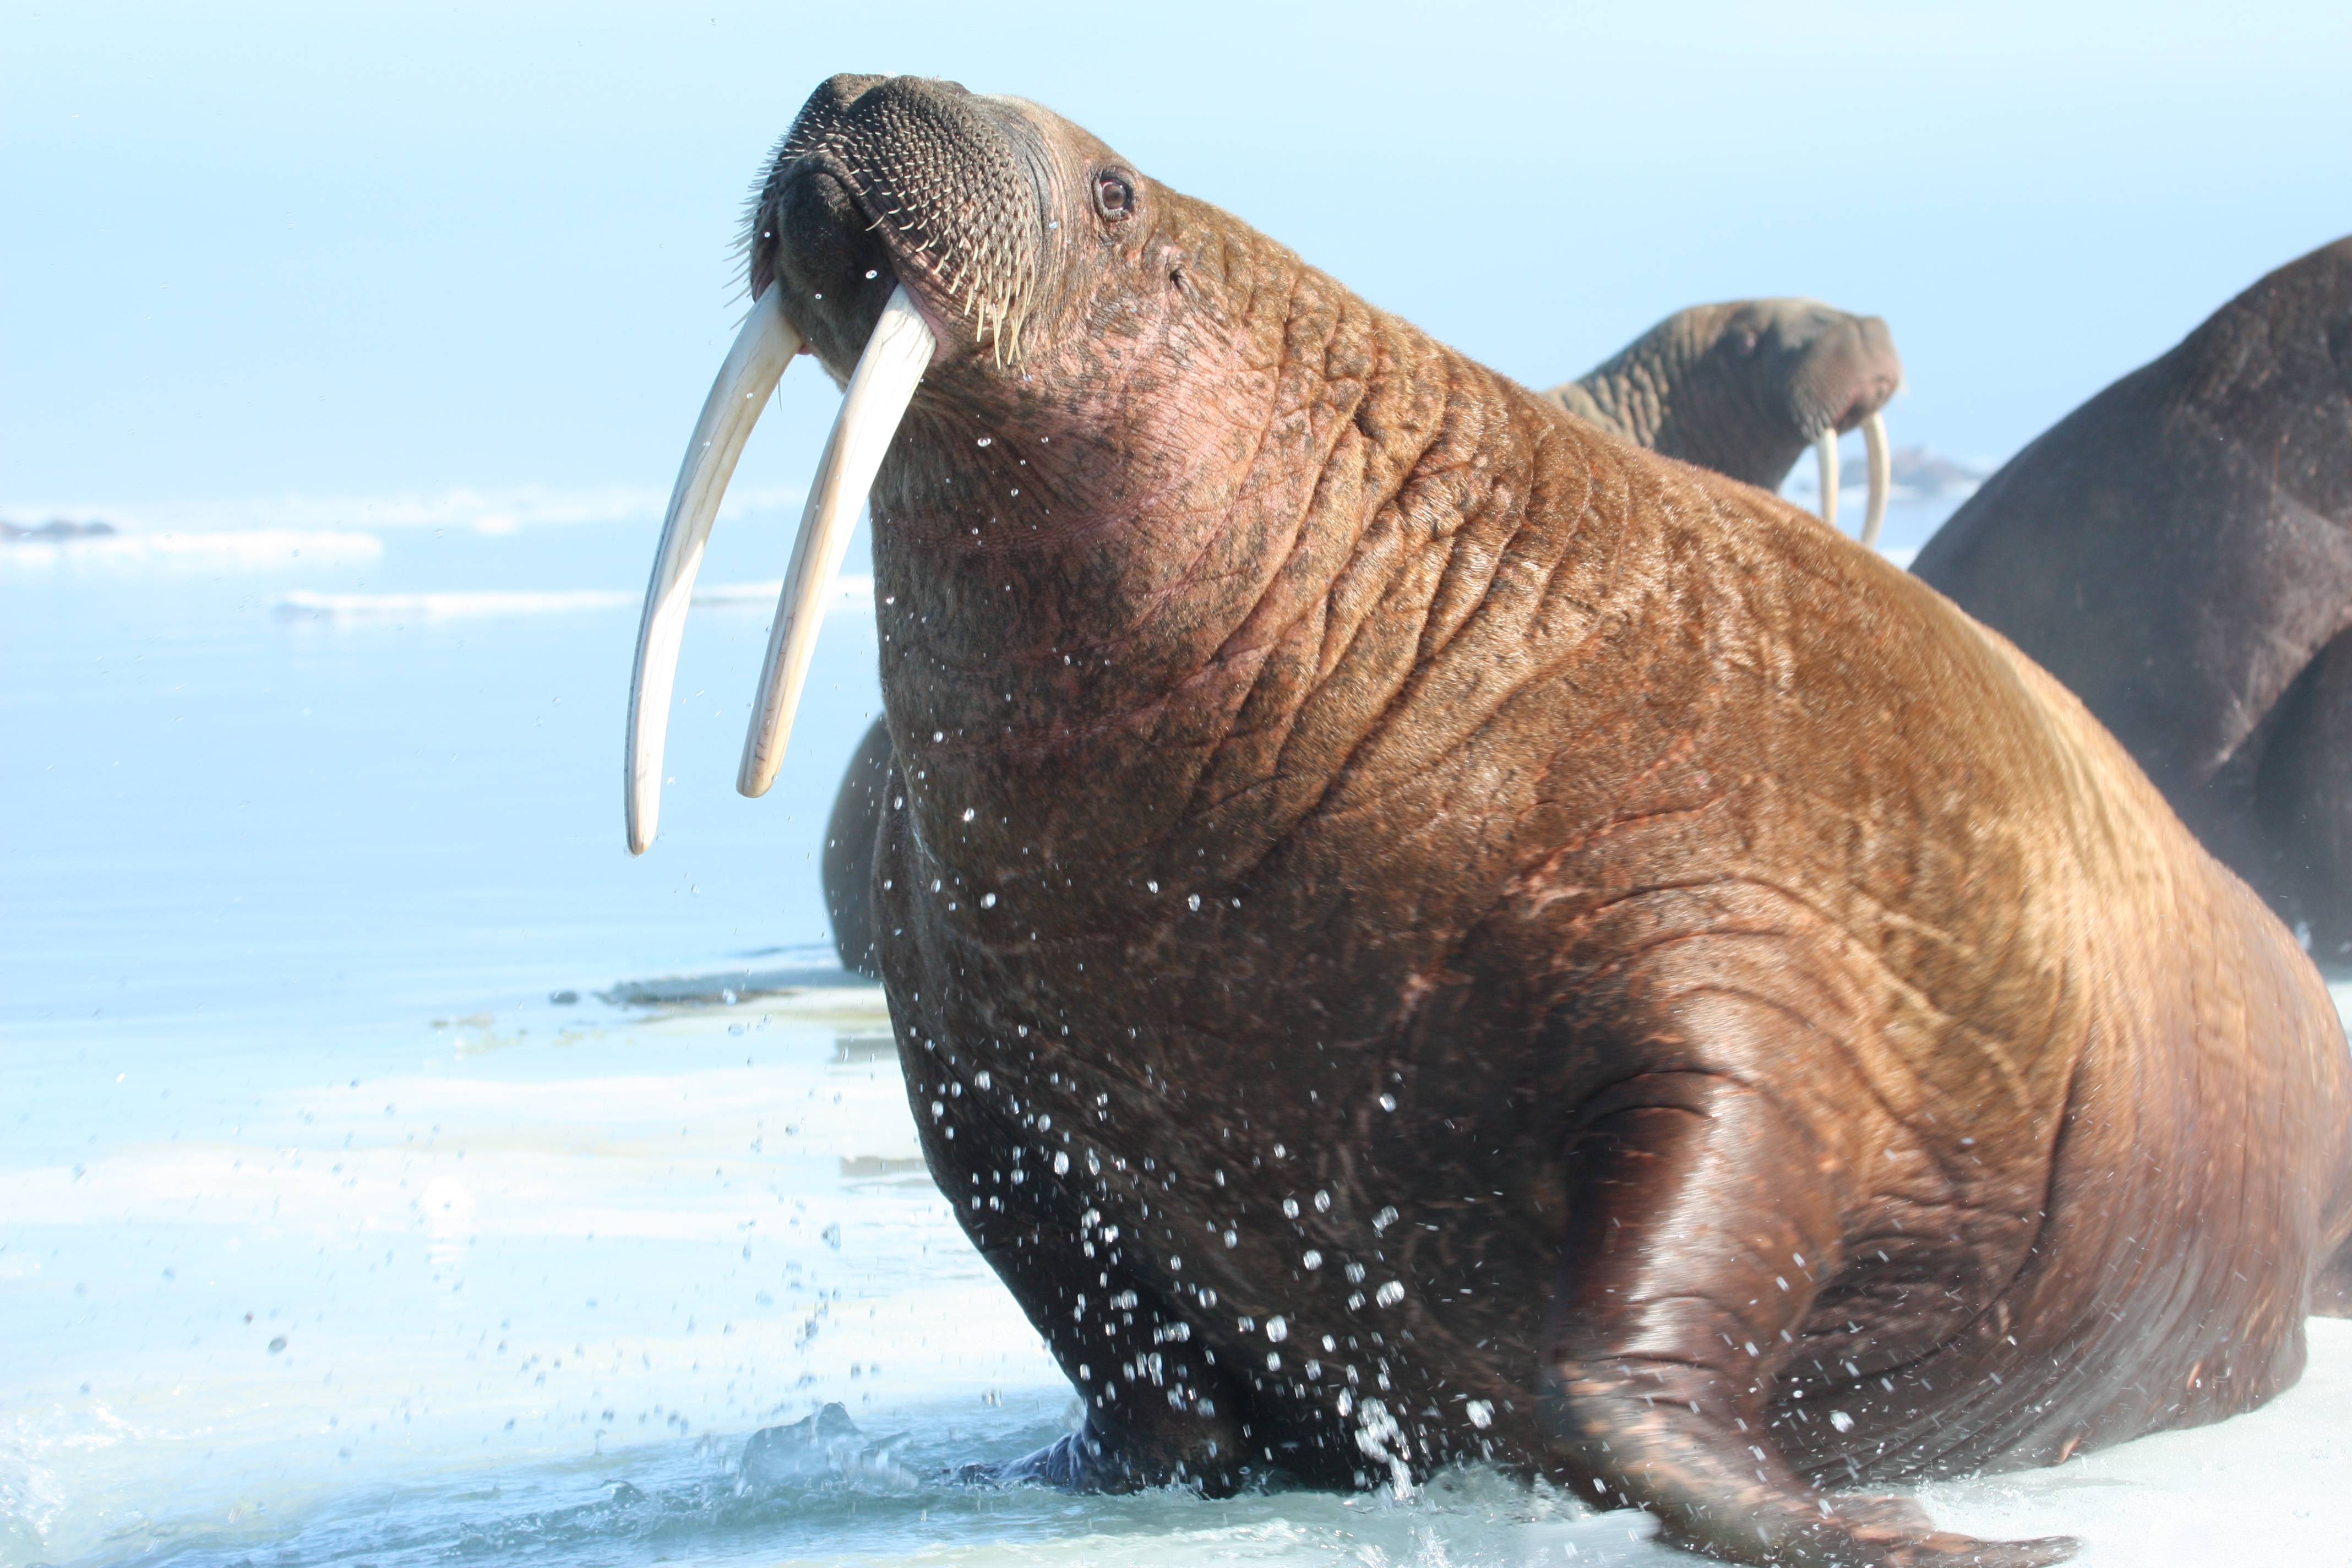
xmin=622 ymin=75 xmax=2352 ymax=1567
xmin=1546 ymin=297 xmax=1902 ymax=546
xmin=1915 ymin=237 xmax=2352 ymax=969
xmin=823 ymin=300 xmax=1905 ymax=980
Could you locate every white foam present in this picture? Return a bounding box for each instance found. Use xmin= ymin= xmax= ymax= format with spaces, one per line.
xmin=271 ymin=575 xmax=874 ymax=622
xmin=0 ymin=529 xmax=385 ymax=570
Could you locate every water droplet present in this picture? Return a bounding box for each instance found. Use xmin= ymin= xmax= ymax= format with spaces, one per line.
xmin=979 ymin=892 xmax=998 ymax=908
xmin=1374 ymin=1281 xmax=1404 ymax=1307
xmin=1314 ymin=1190 xmax=1332 ymax=1212
xmin=1303 ymin=1250 xmax=1324 ymax=1270
xmin=975 ymin=1071 xmax=993 ymax=1089
xmin=1054 ymin=1151 xmax=1070 ymax=1174
xmin=1222 ymin=1228 xmax=1238 ymax=1248
xmin=1282 ymin=1197 xmax=1300 ymax=1218
xmin=1830 ymin=1409 xmax=1855 ymax=1433
xmin=1187 ymin=893 xmax=1201 ymax=912
xmin=962 ymin=807 xmax=976 ymax=822
xmin=1146 ymin=880 xmax=1159 ymax=894
xmin=1372 ymin=1206 xmax=1398 ymax=1232
xmin=865 ymin=269 xmax=879 ymax=279
xmin=1465 ymin=1399 xmax=1494 ymax=1429
xmin=976 ymin=436 xmax=993 ymax=447
xmin=1378 ymin=1093 xmax=1397 ymax=1112
xmin=1266 ymin=1316 xmax=1288 ymax=1342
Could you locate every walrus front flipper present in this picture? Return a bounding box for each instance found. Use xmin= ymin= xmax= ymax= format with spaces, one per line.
xmin=953 ymin=1211 xmax=1253 ymax=1495
xmin=1542 ymin=1071 xmax=2077 ymax=1567
xmin=2255 ymin=629 xmax=2352 ymax=967
xmin=821 ymin=717 xmax=894 ymax=979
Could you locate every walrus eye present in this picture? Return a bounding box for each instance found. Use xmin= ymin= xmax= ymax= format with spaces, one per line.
xmin=1093 ymin=171 xmax=1135 ymax=222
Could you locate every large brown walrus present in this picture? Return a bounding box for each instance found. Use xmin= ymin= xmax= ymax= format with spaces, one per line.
xmin=823 ymin=301 xmax=1906 ymax=979
xmin=1914 ymin=237 xmax=2352 ymax=968
xmin=622 ymin=77 xmax=2352 ymax=1566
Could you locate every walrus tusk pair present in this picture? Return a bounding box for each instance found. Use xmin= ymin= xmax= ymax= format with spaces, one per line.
xmin=623 ymin=284 xmax=937 ymax=854
xmin=1815 ymin=411 xmax=1891 ymax=549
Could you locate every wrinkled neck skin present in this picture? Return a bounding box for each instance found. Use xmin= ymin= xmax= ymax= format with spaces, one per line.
xmin=866 ymin=189 xmax=1599 ymax=938
xmin=1551 ymin=306 xmax=1808 ymax=489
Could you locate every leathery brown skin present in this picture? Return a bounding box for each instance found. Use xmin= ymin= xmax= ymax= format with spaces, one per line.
xmin=823 ymin=301 xmax=1905 ymax=978
xmin=750 ymin=75 xmax=2352 ymax=1565
xmin=1544 ymin=300 xmax=1901 ymax=493
xmin=1914 ymin=238 xmax=2352 ymax=971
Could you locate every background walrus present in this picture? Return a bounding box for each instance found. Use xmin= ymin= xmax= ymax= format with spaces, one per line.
xmin=1914 ymin=237 xmax=2352 ymax=967
xmin=822 ymin=300 xmax=1906 ymax=979
xmin=624 ymin=75 xmax=2352 ymax=1567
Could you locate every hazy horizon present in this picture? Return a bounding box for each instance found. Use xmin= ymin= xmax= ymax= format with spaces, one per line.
xmin=9 ymin=1 xmax=2352 ymax=522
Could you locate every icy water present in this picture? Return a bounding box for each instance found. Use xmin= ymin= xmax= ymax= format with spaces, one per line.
xmin=7 ymin=493 xmax=2352 ymax=1568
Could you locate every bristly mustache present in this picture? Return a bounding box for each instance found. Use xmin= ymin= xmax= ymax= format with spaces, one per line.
xmin=738 ymin=102 xmax=1044 ymax=369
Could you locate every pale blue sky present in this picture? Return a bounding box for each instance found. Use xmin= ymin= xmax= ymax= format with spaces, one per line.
xmin=7 ymin=1 xmax=2350 ymax=512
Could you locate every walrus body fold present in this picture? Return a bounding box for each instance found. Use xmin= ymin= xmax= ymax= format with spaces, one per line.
xmin=636 ymin=75 xmax=2352 ymax=1566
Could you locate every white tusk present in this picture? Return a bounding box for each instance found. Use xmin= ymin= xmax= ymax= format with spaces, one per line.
xmin=1814 ymin=428 xmax=1840 ymax=535
xmin=624 ymin=287 xmax=803 ymax=855
xmin=738 ymin=282 xmax=936 ymax=799
xmin=1860 ymin=410 xmax=1891 ymax=550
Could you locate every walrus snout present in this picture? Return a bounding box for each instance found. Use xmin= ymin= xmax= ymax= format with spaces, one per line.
xmin=750 ymin=74 xmax=1055 ymax=374
xmin=1811 ymin=314 xmax=1903 ymax=435
xmin=1766 ymin=305 xmax=1902 ymax=545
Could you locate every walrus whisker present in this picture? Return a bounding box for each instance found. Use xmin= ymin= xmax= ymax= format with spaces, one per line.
xmin=623 ymin=285 xmax=803 ymax=854
xmin=1861 ymin=411 xmax=1891 ymax=549
xmin=738 ymin=282 xmax=937 ymax=800
xmin=1815 ymin=427 xmax=1841 ymax=534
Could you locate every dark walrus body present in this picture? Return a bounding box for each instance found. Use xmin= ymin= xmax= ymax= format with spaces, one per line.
xmin=1915 ymin=237 xmax=2352 ymax=965
xmin=740 ymin=77 xmax=2351 ymax=1564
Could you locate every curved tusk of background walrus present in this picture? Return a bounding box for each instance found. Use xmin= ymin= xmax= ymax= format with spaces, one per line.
xmin=1860 ymin=410 xmax=1891 ymax=550
xmin=1814 ymin=428 xmax=1841 ymax=535
xmin=624 ymin=287 xmax=804 ymax=855
xmin=737 ymin=283 xmax=936 ymax=801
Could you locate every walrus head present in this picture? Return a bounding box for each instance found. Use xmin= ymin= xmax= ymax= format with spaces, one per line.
xmin=625 ymin=73 xmax=1320 ymax=854
xmin=1549 ymin=300 xmax=1903 ymax=546
xmin=627 ymin=76 xmax=1101 ymax=850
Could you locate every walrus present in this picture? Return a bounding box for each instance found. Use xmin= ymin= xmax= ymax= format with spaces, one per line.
xmin=1545 ymin=298 xmax=1901 ymax=547
xmin=822 ymin=302 xmax=1907 ymax=979
xmin=1913 ymin=237 xmax=2352 ymax=967
xmin=622 ymin=75 xmax=2352 ymax=1566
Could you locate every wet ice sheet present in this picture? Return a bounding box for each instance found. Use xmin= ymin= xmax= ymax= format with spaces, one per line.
xmin=8 ymin=983 xmax=2352 ymax=1567
xmin=0 ymin=987 xmax=1049 ymax=1565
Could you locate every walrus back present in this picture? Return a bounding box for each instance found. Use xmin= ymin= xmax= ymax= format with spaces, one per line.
xmin=1673 ymin=454 xmax=2352 ymax=1467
